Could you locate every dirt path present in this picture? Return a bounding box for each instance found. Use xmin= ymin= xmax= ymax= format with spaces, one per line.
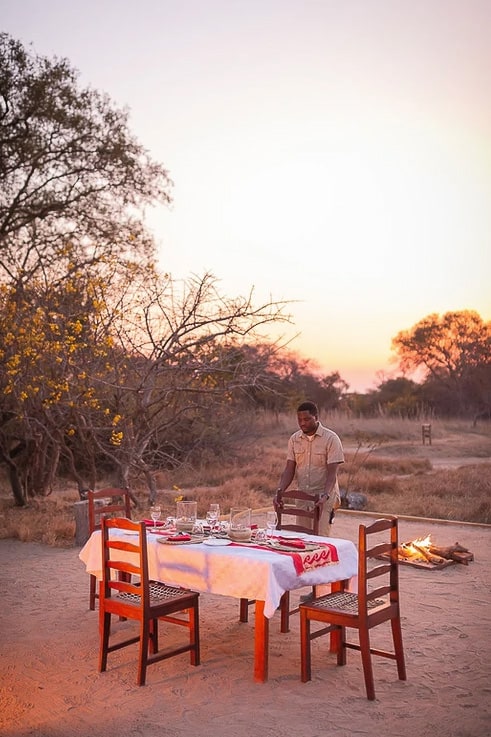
xmin=344 ymin=430 xmax=491 ymax=471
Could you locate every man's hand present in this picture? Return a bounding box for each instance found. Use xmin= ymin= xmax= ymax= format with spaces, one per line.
xmin=273 ymin=489 xmax=284 ymax=511
xmin=314 ymin=493 xmax=329 ymax=509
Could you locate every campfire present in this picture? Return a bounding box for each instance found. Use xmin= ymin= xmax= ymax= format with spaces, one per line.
xmin=380 ymin=535 xmax=474 ymax=569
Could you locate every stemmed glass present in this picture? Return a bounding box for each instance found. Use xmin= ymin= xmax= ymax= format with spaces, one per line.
xmin=150 ymin=505 xmax=161 ymax=532
xmin=254 ymin=528 xmax=268 ymax=544
xmin=266 ymin=510 xmax=277 ymax=541
xmin=164 ymin=516 xmax=176 ymax=532
xmin=206 ymin=503 xmax=220 ymax=534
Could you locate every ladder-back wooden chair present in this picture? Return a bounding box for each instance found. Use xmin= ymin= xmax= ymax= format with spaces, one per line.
xmin=276 ymin=489 xmax=321 ymax=536
xmin=99 ymin=516 xmax=200 ymax=686
xmin=299 ymin=516 xmax=406 ymax=700
xmin=276 ymin=489 xmax=321 ymax=632
xmin=88 ymin=488 xmax=132 ymax=610
xmin=239 ymin=490 xmax=321 ymax=633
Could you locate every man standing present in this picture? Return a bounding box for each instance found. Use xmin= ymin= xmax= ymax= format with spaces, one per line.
xmin=274 ymin=400 xmax=344 ymax=536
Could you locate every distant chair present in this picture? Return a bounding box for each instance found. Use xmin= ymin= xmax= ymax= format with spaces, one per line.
xmin=422 ymin=423 xmax=432 ymax=445
xmin=299 ymin=516 xmax=406 ymax=700
xmin=87 ymin=488 xmax=132 ymax=611
xmin=99 ymin=516 xmax=200 ymax=686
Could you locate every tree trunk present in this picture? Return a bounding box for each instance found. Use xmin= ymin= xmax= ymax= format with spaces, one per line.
xmin=7 ymin=461 xmax=26 ymax=506
xmin=116 ymin=462 xmax=139 ymax=509
xmin=143 ymin=466 xmax=157 ymax=505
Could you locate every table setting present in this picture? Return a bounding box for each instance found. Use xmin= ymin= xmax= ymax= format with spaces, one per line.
xmin=79 ymin=501 xmax=358 ymax=681
xmin=81 ymin=503 xmax=356 ymax=613
xmin=126 ymin=503 xmax=343 ymax=577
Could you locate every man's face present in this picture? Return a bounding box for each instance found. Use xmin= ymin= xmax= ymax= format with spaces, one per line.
xmin=297 ymin=410 xmax=318 ymax=436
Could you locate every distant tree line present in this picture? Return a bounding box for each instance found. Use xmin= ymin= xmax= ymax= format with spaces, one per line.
xmin=1 ymin=34 xmax=489 ymax=505
xmin=345 ymin=311 xmax=491 ymax=424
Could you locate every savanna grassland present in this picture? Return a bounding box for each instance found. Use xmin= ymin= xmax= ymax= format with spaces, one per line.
xmin=1 ymin=414 xmax=490 ymax=547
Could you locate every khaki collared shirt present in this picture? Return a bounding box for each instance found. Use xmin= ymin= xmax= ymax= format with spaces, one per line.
xmin=287 ymin=422 xmax=344 ymax=505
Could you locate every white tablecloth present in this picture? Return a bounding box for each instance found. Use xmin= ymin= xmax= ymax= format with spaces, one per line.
xmin=79 ymin=530 xmax=358 ymax=618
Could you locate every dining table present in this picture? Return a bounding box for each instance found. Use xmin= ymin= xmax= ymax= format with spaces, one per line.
xmin=79 ymin=527 xmax=358 ymax=682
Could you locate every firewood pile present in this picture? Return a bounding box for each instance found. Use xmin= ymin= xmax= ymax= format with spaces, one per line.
xmin=378 ymin=535 xmax=474 ymax=570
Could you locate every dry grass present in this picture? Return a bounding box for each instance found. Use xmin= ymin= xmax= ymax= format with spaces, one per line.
xmin=386 ymin=465 xmax=491 ymax=523
xmin=1 ymin=414 xmax=490 ymax=547
xmin=0 ymin=491 xmax=80 ymax=548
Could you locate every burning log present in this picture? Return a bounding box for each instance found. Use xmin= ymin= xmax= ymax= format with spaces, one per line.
xmin=391 ymin=536 xmax=474 ymax=569
xmin=428 ymin=542 xmax=474 ymax=565
xmin=411 ymin=543 xmax=447 ymax=566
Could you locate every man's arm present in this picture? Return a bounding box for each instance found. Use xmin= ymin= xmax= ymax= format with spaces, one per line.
xmin=315 ymin=462 xmax=341 ymax=508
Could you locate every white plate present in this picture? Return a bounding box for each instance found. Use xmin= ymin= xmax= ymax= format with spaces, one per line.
xmin=203 ymin=538 xmax=232 ymax=546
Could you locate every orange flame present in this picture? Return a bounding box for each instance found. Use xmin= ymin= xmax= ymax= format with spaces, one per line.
xmin=401 ymin=534 xmax=432 ymax=561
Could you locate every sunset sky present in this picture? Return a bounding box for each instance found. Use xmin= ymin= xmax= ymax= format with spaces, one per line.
xmin=3 ymin=0 xmax=490 ymax=392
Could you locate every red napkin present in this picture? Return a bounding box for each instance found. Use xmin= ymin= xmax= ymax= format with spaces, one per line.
xmin=278 ymin=537 xmax=305 ymax=549
xmin=167 ymin=533 xmax=191 ymax=542
xmin=143 ymin=519 xmax=165 ymax=527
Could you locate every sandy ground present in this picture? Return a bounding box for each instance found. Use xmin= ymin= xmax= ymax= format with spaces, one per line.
xmin=1 ymin=511 xmax=490 ymax=737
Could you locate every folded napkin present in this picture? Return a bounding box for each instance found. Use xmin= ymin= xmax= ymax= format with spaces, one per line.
xmin=278 ymin=537 xmax=305 ymax=549
xmin=167 ymin=533 xmax=191 ymax=542
xmin=143 ymin=519 xmax=165 ymax=527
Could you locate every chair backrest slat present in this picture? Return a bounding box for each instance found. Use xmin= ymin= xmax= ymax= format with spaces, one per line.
xmin=366 ymin=563 xmax=391 ymax=580
xmin=367 ymin=541 xmax=392 ymax=558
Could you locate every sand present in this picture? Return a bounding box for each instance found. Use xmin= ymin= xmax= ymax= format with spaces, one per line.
xmin=1 ymin=511 xmax=490 ymax=737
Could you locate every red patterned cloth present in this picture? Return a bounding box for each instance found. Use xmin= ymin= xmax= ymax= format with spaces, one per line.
xmin=293 ymin=542 xmax=339 ymax=575
xmin=231 ymin=541 xmax=339 ymax=575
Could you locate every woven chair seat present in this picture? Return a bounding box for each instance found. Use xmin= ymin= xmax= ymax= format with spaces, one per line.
xmin=118 ymin=582 xmax=192 ymax=606
xmin=312 ymin=591 xmax=385 ymax=613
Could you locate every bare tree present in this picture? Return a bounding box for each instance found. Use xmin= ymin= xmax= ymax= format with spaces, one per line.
xmin=70 ymin=271 xmax=292 ymax=503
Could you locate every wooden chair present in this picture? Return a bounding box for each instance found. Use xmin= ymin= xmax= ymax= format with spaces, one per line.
xmin=239 ymin=491 xmax=321 ymax=633
xmin=276 ymin=489 xmax=321 ymax=536
xmin=276 ymin=490 xmax=321 ymax=632
xmin=99 ymin=516 xmax=200 ymax=686
xmin=88 ymin=488 xmax=132 ymax=610
xmin=299 ymin=516 xmax=406 ymax=700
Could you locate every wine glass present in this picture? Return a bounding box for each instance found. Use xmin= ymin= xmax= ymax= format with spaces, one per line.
xmin=266 ymin=510 xmax=277 ymax=541
xmin=254 ymin=528 xmax=268 ymax=544
xmin=150 ymin=505 xmax=161 ymax=532
xmin=206 ymin=503 xmax=220 ymax=534
xmin=164 ymin=516 xmax=176 ymax=532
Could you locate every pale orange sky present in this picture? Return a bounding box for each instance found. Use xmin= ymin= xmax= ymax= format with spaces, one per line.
xmin=3 ymin=0 xmax=490 ymax=391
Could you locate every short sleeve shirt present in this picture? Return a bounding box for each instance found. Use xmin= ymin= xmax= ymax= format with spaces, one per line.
xmin=287 ymin=422 xmax=344 ymax=493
